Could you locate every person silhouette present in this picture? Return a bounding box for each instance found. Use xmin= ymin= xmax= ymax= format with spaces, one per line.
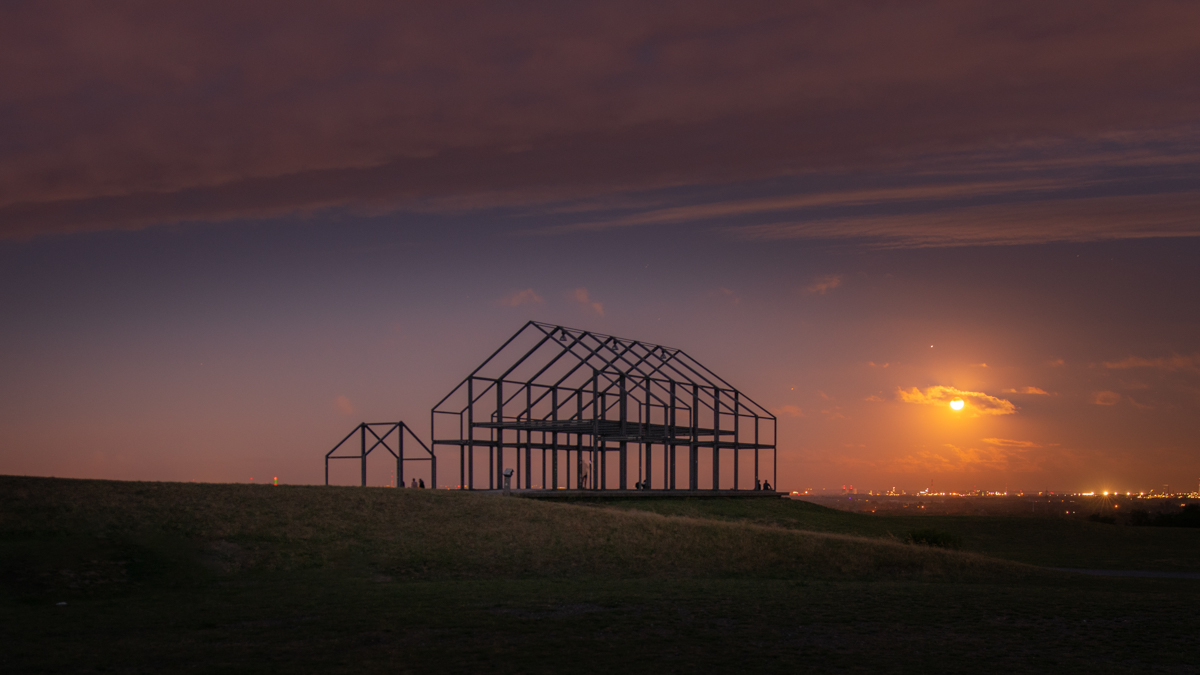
xmin=763 ymin=480 xmax=772 ymax=491
xmin=419 ymin=478 xmax=426 ymax=489
xmin=410 ymin=478 xmax=417 ymax=488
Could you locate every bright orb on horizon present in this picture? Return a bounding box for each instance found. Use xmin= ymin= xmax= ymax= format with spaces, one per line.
xmin=949 ymin=398 xmax=965 ymax=411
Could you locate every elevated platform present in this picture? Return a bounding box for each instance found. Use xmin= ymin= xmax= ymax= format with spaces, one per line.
xmin=491 ymin=489 xmax=784 ymax=499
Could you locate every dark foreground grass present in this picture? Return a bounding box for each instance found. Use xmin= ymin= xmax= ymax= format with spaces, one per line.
xmin=3 ymin=476 xmax=1199 ymax=673
xmin=5 ymin=574 xmax=1198 ymax=674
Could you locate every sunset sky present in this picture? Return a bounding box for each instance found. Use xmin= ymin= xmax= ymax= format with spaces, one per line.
xmin=2 ymin=2 xmax=1198 ymax=493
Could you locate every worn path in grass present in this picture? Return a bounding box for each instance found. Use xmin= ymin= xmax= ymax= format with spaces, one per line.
xmin=584 ymin=496 xmax=1200 ymax=573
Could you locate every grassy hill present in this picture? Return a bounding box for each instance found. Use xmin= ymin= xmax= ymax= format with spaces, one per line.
xmin=1 ymin=476 xmax=1022 ymax=595
xmin=2 ymin=476 xmax=1198 ymax=674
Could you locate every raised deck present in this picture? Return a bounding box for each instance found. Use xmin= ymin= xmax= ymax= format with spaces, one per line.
xmin=493 ymin=489 xmax=784 ymax=499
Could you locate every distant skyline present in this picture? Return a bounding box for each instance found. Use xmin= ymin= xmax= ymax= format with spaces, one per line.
xmin=2 ymin=2 xmax=1198 ymax=492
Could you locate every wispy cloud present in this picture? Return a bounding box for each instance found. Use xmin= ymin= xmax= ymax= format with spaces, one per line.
xmin=726 ymin=191 xmax=1200 ymax=248
xmin=1002 ymin=386 xmax=1050 ymax=395
xmin=982 ymin=438 xmax=1041 ymax=448
xmin=888 ymin=443 xmax=1045 ymax=474
xmin=334 ymin=395 xmax=355 ymax=416
xmin=499 ymin=288 xmax=544 ymax=307
xmin=711 ymin=287 xmax=741 ymax=304
xmin=805 ymin=274 xmax=843 ymax=295
xmin=1102 ymin=354 xmax=1200 ymax=374
xmin=570 ymin=288 xmax=604 ymax=316
xmin=772 ymin=404 xmax=804 ymax=418
xmin=1091 ymin=391 xmax=1121 ymax=406
xmin=537 ymin=178 xmax=1071 ymax=235
xmin=897 ymin=386 xmax=1016 ymax=415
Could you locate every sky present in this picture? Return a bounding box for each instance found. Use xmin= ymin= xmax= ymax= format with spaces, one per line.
xmin=2 ymin=1 xmax=1199 ymax=493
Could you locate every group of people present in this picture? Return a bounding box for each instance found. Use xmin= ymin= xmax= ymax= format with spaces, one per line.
xmin=407 ymin=478 xmax=426 ymax=488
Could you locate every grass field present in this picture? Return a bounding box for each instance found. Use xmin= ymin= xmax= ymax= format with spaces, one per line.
xmin=3 ymin=476 xmax=1198 ymax=673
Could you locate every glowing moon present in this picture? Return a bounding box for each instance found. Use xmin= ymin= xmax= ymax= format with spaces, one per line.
xmin=950 ymin=398 xmax=965 ymax=411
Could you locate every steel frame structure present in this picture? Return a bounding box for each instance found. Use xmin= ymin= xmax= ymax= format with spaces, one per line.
xmin=432 ymin=322 xmax=776 ymax=492
xmin=325 ymin=421 xmax=434 ymax=487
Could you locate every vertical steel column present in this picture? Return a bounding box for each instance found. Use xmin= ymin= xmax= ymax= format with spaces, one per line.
xmin=398 ymin=422 xmax=405 ymax=488
xmin=619 ymin=373 xmax=627 ymax=490
xmin=592 ymin=372 xmax=600 ymax=490
xmin=690 ymin=386 xmax=699 ymax=490
xmin=576 ymin=432 xmax=583 ymax=489
xmin=600 ymin=392 xmax=608 ymax=490
xmin=577 ymin=388 xmax=584 ymax=489
xmin=669 ymin=381 xmax=677 ymax=490
xmin=467 ymin=378 xmax=474 ymax=489
xmin=712 ymin=387 xmax=720 ymax=491
xmin=754 ymin=417 xmax=760 ymax=488
xmin=733 ymin=391 xmax=740 ymax=490
xmin=355 ymin=420 xmax=364 ymax=482
xmin=525 ymin=385 xmax=532 ymax=489
xmin=496 ymin=378 xmax=504 ymax=490
xmin=773 ymin=417 xmax=778 ymax=490
xmin=551 ymin=388 xmax=558 ymax=490
xmin=644 ymin=376 xmax=651 ymax=488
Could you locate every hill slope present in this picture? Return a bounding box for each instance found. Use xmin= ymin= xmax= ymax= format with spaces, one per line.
xmin=0 ymin=476 xmax=1028 ymax=591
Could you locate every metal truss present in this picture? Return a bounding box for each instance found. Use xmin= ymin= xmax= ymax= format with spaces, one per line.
xmin=325 ymin=421 xmax=434 ymax=487
xmin=431 ymin=322 xmax=777 ymax=492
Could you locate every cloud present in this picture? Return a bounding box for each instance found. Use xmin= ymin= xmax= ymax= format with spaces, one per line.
xmin=711 ymin=287 xmax=741 ymax=304
xmin=334 ymin=395 xmax=355 ymax=416
xmin=805 ymin=274 xmax=843 ymax=295
xmin=1102 ymin=354 xmax=1200 ymax=374
xmin=772 ymin=404 xmax=804 ymax=418
xmin=888 ymin=443 xmax=1045 ymax=474
xmin=1091 ymin=391 xmax=1121 ymax=406
xmin=897 ymin=386 xmax=1017 ymax=415
xmin=570 ymin=288 xmax=604 ymax=316
xmin=539 ymin=178 xmax=1072 ymax=234
xmin=4 ymin=2 xmax=1200 ymax=237
xmin=1002 ymin=386 xmax=1050 ymax=395
xmin=499 ymin=288 xmax=544 ymax=307
xmin=866 ymin=361 xmax=889 ymax=368
xmin=863 ymin=395 xmax=884 ymax=402
xmin=981 ymin=438 xmax=1041 ymax=448
xmin=726 ymin=191 xmax=1200 ymax=248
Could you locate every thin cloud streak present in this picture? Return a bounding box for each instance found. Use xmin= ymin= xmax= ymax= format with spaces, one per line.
xmin=531 ymin=178 xmax=1076 ymax=235
xmin=727 ymin=191 xmax=1200 ymax=248
xmin=1103 ymin=354 xmax=1200 ymax=374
